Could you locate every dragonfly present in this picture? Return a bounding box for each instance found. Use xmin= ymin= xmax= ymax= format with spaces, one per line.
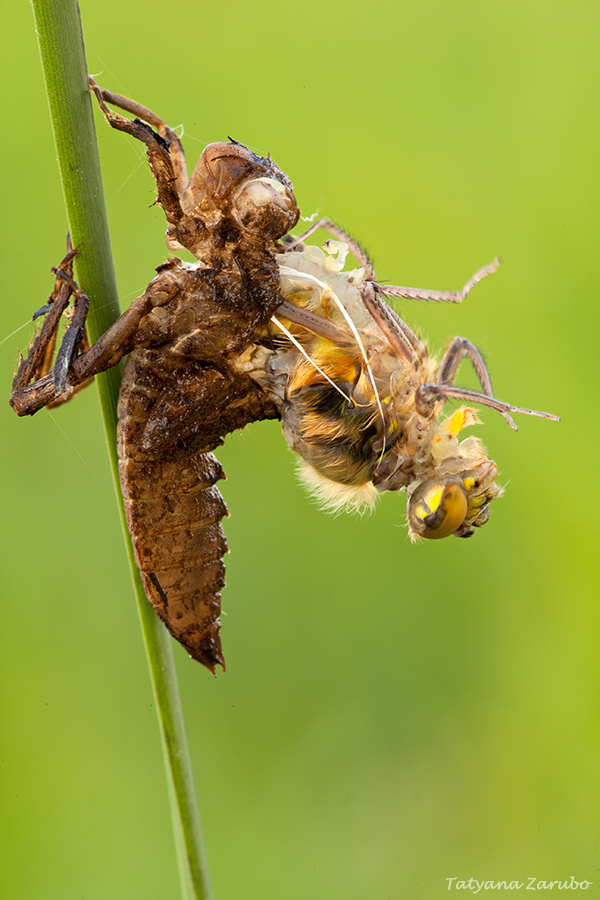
xmin=10 ymin=80 xmax=559 ymax=672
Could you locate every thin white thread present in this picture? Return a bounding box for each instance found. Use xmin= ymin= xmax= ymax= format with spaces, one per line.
xmin=271 ymin=316 xmax=353 ymax=405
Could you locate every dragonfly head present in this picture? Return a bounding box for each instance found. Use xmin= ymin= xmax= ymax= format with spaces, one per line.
xmin=179 ymin=140 xmax=299 ymax=240
xmin=406 ymin=408 xmax=503 ymax=540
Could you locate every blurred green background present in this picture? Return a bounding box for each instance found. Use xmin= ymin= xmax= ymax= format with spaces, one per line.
xmin=1 ymin=1 xmax=598 ymax=898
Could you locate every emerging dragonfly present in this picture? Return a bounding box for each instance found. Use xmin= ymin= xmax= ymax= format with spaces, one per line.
xmin=10 ymin=80 xmax=559 ymax=672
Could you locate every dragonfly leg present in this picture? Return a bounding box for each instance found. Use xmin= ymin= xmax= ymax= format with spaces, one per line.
xmin=375 ymin=258 xmax=500 ymax=303
xmin=11 ymin=241 xmax=94 ymax=410
xmin=437 ymin=336 xmax=493 ymax=396
xmin=89 ymin=79 xmax=190 ymax=247
xmin=89 ymin=78 xmax=189 ymax=196
xmin=9 ymin=254 xmax=180 ymax=417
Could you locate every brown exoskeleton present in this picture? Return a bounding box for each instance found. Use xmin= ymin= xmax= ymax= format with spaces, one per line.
xmin=10 ymin=80 xmax=558 ymax=673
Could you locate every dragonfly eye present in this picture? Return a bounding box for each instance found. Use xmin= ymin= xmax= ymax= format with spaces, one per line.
xmin=232 ymin=176 xmax=298 ymax=238
xmin=180 ymin=143 xmax=299 ymax=235
xmin=407 ymin=477 xmax=468 ymax=540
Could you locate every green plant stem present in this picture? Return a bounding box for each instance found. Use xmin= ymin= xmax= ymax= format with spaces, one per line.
xmin=31 ymin=2 xmax=213 ymax=898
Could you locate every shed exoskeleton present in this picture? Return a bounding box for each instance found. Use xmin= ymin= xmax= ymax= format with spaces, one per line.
xmin=10 ymin=81 xmax=558 ymax=672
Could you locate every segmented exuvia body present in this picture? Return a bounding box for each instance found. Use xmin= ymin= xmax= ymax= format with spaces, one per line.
xmin=10 ymin=81 xmax=558 ymax=672
xmin=238 ymin=242 xmax=502 ymax=539
xmin=116 ymin=257 xmax=283 ymax=671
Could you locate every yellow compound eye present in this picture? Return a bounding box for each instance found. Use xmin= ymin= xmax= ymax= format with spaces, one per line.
xmin=408 ymin=478 xmax=469 ymax=540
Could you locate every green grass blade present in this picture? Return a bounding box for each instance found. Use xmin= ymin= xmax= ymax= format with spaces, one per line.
xmin=31 ymin=2 xmax=213 ymax=897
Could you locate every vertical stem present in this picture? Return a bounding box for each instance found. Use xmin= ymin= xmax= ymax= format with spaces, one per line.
xmin=31 ymin=2 xmax=213 ymax=898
